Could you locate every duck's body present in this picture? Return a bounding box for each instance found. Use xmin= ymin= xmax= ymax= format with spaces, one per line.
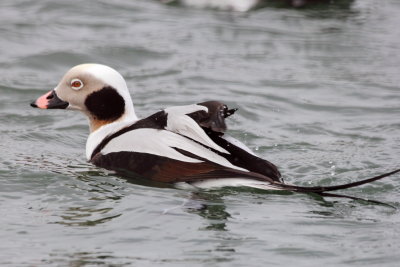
xmin=31 ymin=64 xmax=399 ymax=204
xmin=87 ymin=101 xmax=283 ymax=188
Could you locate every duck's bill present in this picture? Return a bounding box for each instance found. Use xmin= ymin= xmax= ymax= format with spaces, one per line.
xmin=30 ymin=90 xmax=69 ymax=109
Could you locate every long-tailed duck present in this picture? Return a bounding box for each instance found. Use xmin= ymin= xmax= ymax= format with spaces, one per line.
xmin=31 ymin=64 xmax=399 ymax=205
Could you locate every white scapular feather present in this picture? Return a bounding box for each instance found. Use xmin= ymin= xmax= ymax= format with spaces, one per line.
xmin=101 ymin=128 xmax=248 ymax=171
xmin=164 ymin=104 xmax=229 ymax=154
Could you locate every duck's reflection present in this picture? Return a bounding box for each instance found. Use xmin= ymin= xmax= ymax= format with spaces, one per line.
xmin=42 ymin=251 xmax=117 ymax=266
xmin=176 ymin=186 xmax=295 ymax=231
xmin=54 ymin=167 xmax=394 ymax=228
xmin=55 ymin=166 xmax=233 ymax=230
xmin=49 ymin=170 xmax=122 ymax=226
xmin=181 ymin=191 xmax=232 ymax=231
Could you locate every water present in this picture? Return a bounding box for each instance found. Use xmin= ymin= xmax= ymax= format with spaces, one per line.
xmin=1 ymin=0 xmax=400 ymax=265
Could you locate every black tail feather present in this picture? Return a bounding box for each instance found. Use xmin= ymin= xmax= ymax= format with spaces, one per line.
xmin=276 ymin=168 xmax=400 ymax=193
xmin=224 ymin=108 xmax=238 ymax=118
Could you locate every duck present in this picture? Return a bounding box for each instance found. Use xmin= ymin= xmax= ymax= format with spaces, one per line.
xmin=31 ymin=64 xmax=399 ymax=205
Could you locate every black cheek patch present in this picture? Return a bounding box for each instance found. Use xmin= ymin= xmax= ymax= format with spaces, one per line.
xmin=85 ymin=86 xmax=125 ymax=121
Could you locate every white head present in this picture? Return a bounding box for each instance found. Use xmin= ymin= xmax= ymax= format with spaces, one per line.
xmin=31 ymin=64 xmax=138 ymax=132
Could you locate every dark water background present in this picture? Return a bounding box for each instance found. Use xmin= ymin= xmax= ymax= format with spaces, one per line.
xmin=1 ymin=0 xmax=400 ymax=265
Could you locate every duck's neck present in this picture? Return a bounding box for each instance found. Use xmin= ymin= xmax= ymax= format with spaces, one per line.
xmin=88 ymin=100 xmax=138 ymax=133
xmin=86 ymin=104 xmax=138 ymax=160
xmin=89 ymin=119 xmax=113 ymax=133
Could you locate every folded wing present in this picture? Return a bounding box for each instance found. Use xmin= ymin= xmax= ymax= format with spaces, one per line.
xmin=91 ymin=101 xmax=282 ymax=183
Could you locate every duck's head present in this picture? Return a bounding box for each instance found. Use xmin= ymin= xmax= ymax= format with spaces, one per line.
xmin=31 ymin=64 xmax=137 ymax=132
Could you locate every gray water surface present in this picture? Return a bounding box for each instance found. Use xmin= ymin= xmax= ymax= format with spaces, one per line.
xmin=1 ymin=0 xmax=400 ymax=266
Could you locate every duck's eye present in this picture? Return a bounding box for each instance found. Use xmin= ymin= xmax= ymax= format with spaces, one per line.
xmin=70 ymin=79 xmax=84 ymax=90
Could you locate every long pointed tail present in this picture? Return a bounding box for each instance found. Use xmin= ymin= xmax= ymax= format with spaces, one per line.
xmin=275 ymin=168 xmax=400 ymax=193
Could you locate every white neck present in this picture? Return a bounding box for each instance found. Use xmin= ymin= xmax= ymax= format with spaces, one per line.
xmin=86 ymin=114 xmax=139 ymax=160
xmin=122 ymin=94 xmax=138 ymax=122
